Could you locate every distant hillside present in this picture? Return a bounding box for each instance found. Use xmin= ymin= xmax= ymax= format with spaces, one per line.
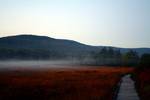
xmin=0 ymin=35 xmax=149 ymax=60
xmin=0 ymin=35 xmax=101 ymax=60
xmin=0 ymin=35 xmax=97 ymax=50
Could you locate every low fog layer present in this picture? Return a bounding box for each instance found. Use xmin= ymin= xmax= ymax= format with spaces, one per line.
xmin=0 ymin=60 xmax=83 ymax=70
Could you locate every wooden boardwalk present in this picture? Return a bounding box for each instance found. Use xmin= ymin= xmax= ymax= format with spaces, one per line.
xmin=117 ymin=75 xmax=140 ymax=100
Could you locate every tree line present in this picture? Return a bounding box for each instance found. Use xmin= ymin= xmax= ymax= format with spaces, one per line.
xmin=0 ymin=47 xmax=149 ymax=67
xmin=79 ymin=47 xmax=149 ymax=67
xmin=89 ymin=47 xmax=140 ymax=66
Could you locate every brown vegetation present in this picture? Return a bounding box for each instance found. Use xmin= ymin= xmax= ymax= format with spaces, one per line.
xmin=0 ymin=66 xmax=133 ymax=100
xmin=134 ymin=69 xmax=150 ymax=100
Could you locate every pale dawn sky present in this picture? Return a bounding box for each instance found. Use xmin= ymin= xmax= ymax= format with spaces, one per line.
xmin=0 ymin=0 xmax=149 ymax=48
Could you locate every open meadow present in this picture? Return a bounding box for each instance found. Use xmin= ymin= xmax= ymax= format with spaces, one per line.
xmin=0 ymin=66 xmax=133 ymax=100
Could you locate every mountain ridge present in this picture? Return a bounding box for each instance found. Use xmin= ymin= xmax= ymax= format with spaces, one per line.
xmin=0 ymin=34 xmax=149 ymax=60
xmin=1 ymin=34 xmax=149 ymax=49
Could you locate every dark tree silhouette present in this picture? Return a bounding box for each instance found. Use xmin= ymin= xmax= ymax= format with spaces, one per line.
xmin=93 ymin=47 xmax=123 ymax=66
xmin=139 ymin=53 xmax=150 ymax=69
xmin=108 ymin=47 xmax=114 ymax=58
xmin=123 ymin=50 xmax=139 ymax=66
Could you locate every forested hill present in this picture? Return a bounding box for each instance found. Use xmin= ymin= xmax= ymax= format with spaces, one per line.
xmin=0 ymin=35 xmax=101 ymax=60
xmin=0 ymin=35 xmax=149 ymax=62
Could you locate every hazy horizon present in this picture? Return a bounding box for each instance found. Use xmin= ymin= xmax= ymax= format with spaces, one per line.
xmin=0 ymin=0 xmax=150 ymax=48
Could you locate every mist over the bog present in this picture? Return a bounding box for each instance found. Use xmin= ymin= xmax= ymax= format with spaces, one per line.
xmin=0 ymin=60 xmax=95 ymax=70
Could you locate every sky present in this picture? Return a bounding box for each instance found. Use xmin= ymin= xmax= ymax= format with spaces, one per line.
xmin=0 ymin=0 xmax=149 ymax=48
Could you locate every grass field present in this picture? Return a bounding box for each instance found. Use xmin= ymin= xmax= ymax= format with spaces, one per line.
xmin=0 ymin=66 xmax=133 ymax=100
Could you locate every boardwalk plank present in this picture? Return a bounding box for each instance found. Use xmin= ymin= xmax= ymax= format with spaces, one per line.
xmin=117 ymin=75 xmax=140 ymax=100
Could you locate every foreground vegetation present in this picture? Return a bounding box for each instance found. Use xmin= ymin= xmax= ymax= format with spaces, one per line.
xmin=134 ymin=69 xmax=150 ymax=100
xmin=133 ymin=54 xmax=150 ymax=100
xmin=0 ymin=67 xmax=133 ymax=100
